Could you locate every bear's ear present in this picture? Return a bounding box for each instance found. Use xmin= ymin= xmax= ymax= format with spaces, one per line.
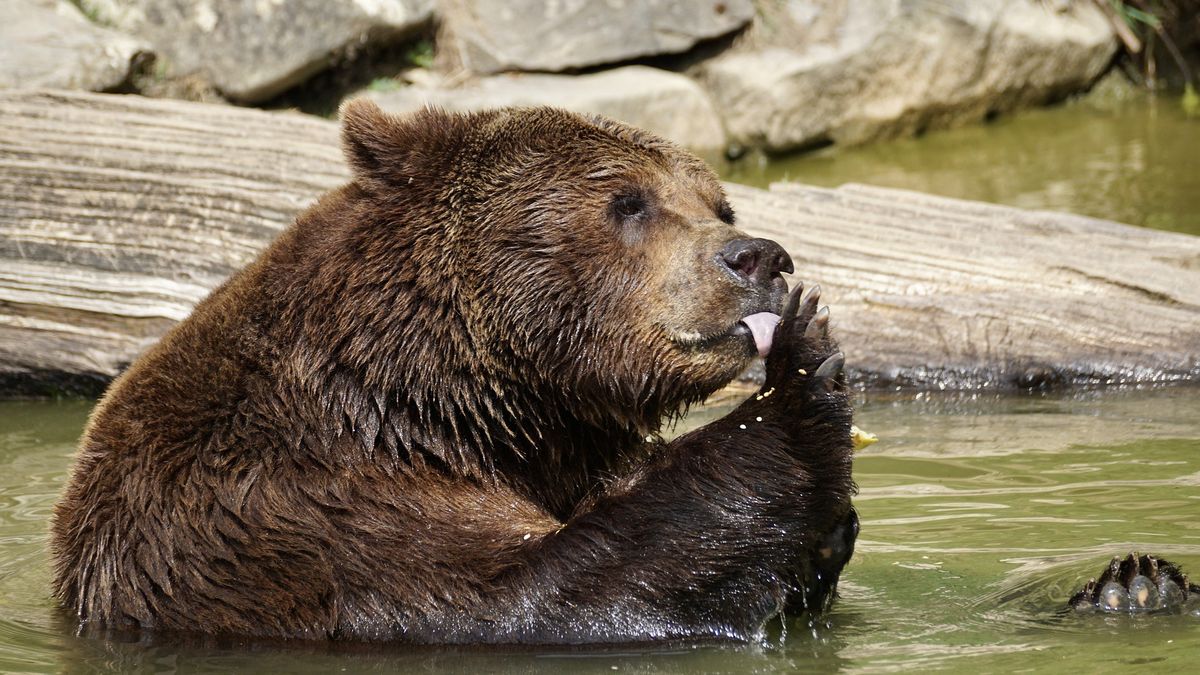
xmin=339 ymin=98 xmax=408 ymax=193
xmin=339 ymin=98 xmax=462 ymax=194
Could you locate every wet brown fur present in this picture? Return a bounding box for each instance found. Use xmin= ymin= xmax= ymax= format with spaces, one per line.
xmin=51 ymin=103 xmax=857 ymax=644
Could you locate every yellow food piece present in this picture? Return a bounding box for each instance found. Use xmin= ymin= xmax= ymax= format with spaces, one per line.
xmin=851 ymin=425 xmax=878 ymax=451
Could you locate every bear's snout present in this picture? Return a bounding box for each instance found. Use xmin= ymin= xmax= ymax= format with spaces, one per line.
xmin=717 ymin=238 xmax=793 ymax=289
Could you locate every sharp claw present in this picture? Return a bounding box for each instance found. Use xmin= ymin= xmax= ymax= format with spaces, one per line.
xmin=815 ymin=352 xmax=844 ymax=379
xmin=782 ymin=282 xmax=805 ymax=321
xmin=804 ymin=306 xmax=830 ymax=341
xmin=798 ymin=284 xmax=821 ymax=322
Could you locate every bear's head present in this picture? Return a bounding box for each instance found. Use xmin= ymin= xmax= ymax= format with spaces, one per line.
xmin=333 ymin=100 xmax=792 ymax=436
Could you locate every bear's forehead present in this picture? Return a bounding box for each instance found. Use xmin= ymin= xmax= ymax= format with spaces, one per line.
xmin=470 ymin=107 xmax=727 ymax=210
xmin=506 ymin=108 xmax=714 ymax=174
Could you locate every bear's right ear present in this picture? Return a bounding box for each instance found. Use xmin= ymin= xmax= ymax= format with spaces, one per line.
xmin=339 ymin=99 xmax=460 ymax=194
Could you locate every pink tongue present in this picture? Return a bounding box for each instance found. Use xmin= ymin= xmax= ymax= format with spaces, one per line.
xmin=740 ymin=312 xmax=781 ymax=357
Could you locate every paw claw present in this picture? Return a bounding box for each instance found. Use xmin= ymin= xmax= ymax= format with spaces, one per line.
xmin=804 ymin=306 xmax=830 ymax=341
xmin=782 ymin=282 xmax=805 ymax=321
xmin=815 ymin=352 xmax=844 ymax=379
xmin=763 ymin=282 xmax=845 ymax=395
xmin=797 ymin=285 xmax=821 ymax=324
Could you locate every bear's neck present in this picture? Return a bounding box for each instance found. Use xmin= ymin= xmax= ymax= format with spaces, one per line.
xmin=403 ymin=371 xmax=647 ymax=519
xmin=271 ymin=313 xmax=642 ymax=519
xmin=310 ymin=359 xmax=643 ymax=519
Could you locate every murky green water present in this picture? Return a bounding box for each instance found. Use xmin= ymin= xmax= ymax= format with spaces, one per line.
xmin=721 ymin=82 xmax=1200 ymax=236
xmin=2 ymin=388 xmax=1197 ymax=673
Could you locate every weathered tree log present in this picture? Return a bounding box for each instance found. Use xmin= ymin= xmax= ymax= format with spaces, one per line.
xmin=1 ymin=89 xmax=1197 ymax=396
xmin=0 ymin=90 xmax=346 ymax=395
xmin=730 ymin=182 xmax=1200 ymax=388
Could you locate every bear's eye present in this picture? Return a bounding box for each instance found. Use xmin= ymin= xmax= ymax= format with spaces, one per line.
xmin=610 ymin=193 xmax=648 ymax=222
xmin=717 ymin=200 xmax=735 ymax=225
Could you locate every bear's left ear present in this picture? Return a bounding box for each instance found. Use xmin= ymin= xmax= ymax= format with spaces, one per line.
xmin=340 ymin=98 xmax=406 ymax=193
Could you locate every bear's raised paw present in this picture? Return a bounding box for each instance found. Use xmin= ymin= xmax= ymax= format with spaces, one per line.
xmin=763 ymin=282 xmax=846 ymax=399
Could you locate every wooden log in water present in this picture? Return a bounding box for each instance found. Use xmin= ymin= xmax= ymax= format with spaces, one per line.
xmin=730 ymin=182 xmax=1200 ymax=388
xmin=0 ymin=90 xmax=347 ymax=395
xmin=1 ymin=89 xmax=1197 ymax=395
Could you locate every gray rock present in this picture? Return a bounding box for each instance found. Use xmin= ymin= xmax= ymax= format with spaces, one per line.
xmin=440 ymin=0 xmax=754 ymax=74
xmin=366 ymin=66 xmax=727 ymax=151
xmin=0 ymin=0 xmax=150 ymax=91
xmin=79 ymin=0 xmax=434 ymax=102
xmin=698 ymin=0 xmax=1118 ymax=152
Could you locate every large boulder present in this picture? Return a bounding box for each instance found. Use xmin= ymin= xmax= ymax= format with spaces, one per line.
xmin=698 ymin=0 xmax=1118 ymax=152
xmin=4 ymin=91 xmax=1198 ymax=395
xmin=78 ymin=0 xmax=434 ymax=102
xmin=439 ymin=0 xmax=754 ymax=74
xmin=0 ymin=0 xmax=150 ymax=91
xmin=366 ymin=66 xmax=727 ymax=152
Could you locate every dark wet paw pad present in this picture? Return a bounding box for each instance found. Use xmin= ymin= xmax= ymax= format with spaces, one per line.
xmin=1070 ymin=552 xmax=1194 ymax=613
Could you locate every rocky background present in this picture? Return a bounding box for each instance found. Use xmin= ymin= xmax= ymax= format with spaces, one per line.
xmin=2 ymin=0 xmax=1126 ymax=156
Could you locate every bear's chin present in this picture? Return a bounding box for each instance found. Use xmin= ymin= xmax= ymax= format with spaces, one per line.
xmin=667 ymin=321 xmax=758 ymax=354
xmin=667 ymin=338 xmax=757 ymax=393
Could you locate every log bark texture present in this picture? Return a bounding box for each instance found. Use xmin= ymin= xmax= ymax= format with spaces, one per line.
xmin=1 ymin=89 xmax=1197 ymax=395
xmin=729 ymin=182 xmax=1200 ymax=388
xmin=0 ymin=90 xmax=347 ymax=394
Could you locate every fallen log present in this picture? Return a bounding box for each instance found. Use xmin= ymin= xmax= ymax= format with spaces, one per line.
xmin=1 ymin=89 xmax=1197 ymax=396
xmin=0 ymin=90 xmax=346 ymax=395
xmin=730 ymin=182 xmax=1200 ymax=388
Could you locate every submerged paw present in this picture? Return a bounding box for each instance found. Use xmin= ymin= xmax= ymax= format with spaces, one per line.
xmin=790 ymin=508 xmax=859 ymax=615
xmin=1070 ymin=552 xmax=1197 ymax=613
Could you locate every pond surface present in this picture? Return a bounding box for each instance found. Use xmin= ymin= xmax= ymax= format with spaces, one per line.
xmin=2 ymin=388 xmax=1197 ymax=673
xmin=721 ymin=81 xmax=1200 ymax=236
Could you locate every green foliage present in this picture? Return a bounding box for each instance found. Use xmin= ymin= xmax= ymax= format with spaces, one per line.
xmin=152 ymin=58 xmax=171 ymax=83
xmin=406 ymin=40 xmax=434 ymax=70
xmin=1108 ymin=0 xmax=1196 ymax=95
xmin=1112 ymin=0 xmax=1162 ymax=28
xmin=69 ymin=0 xmax=107 ymax=26
xmin=367 ymin=77 xmax=403 ymax=93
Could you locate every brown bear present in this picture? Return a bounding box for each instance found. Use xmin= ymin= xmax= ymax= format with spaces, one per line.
xmin=50 ymin=101 xmax=858 ymax=644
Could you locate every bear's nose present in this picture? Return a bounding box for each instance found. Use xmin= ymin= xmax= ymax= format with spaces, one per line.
xmin=718 ymin=238 xmax=794 ymax=286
